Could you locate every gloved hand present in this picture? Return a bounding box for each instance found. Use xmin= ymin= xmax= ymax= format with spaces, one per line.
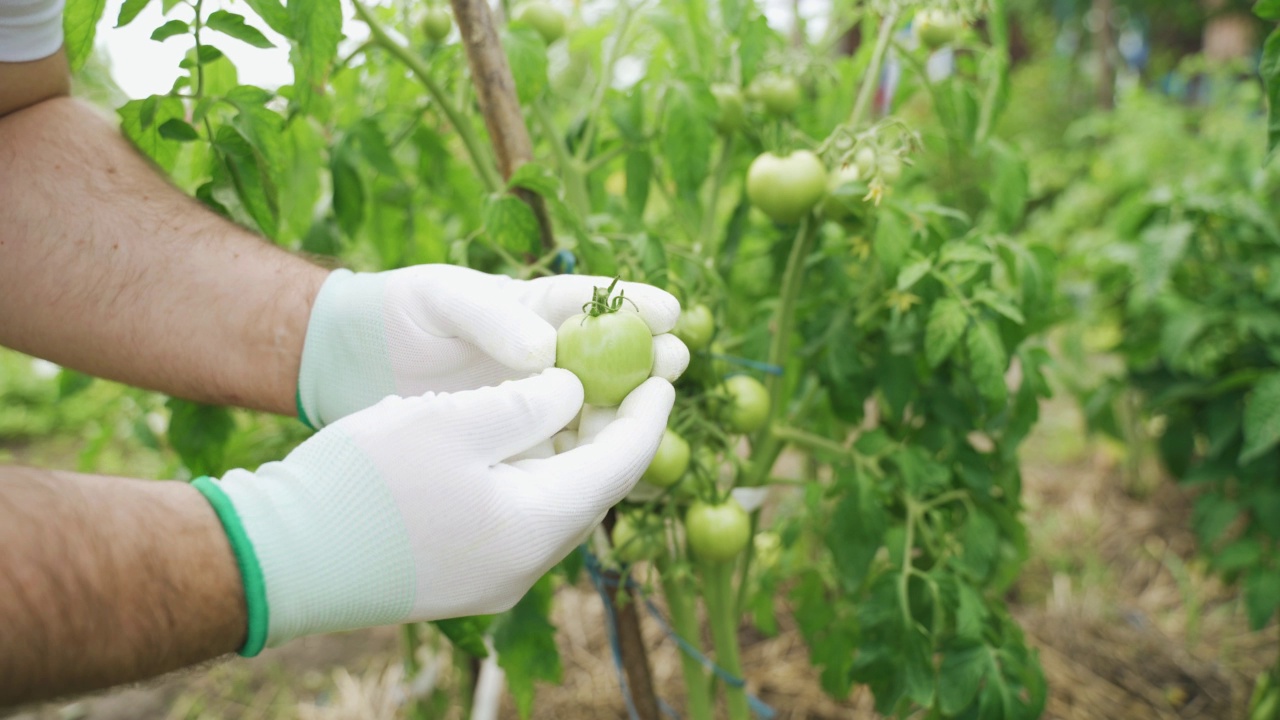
xmin=193 ymin=369 xmax=675 ymax=655
xmin=296 ymin=266 xmax=690 ymax=428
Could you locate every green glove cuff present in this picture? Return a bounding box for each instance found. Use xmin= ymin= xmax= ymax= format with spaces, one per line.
xmin=192 ymin=476 xmax=270 ymax=658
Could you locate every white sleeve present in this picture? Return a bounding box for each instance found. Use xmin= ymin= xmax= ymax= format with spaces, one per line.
xmin=0 ymin=0 xmax=65 ymax=63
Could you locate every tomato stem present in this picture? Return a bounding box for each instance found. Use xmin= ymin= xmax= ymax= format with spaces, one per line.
xmin=700 ymin=558 xmax=750 ymax=720
xmin=658 ymin=557 xmax=714 ymax=720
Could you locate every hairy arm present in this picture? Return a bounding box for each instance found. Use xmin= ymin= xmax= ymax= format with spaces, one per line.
xmin=0 ymin=56 xmax=327 ymax=415
xmin=0 ymin=467 xmax=246 ymax=707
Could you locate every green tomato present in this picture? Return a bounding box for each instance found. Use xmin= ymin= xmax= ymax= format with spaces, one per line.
xmin=685 ymin=500 xmax=751 ymax=562
xmin=723 ymin=375 xmax=770 ymax=433
xmin=854 ymin=146 xmax=878 ymax=178
xmin=877 ymin=154 xmax=904 ymax=184
xmin=915 ymin=9 xmax=964 ymax=50
xmin=821 ymin=163 xmax=870 ymax=221
xmin=643 ymin=429 xmax=691 ymax=488
xmin=556 ymin=311 xmax=653 ymax=406
xmin=516 ymin=1 xmax=566 ymax=44
xmin=612 ymin=513 xmax=664 ymax=564
xmin=673 ymin=304 xmax=715 ymax=351
xmin=422 ymin=7 xmax=452 ymax=41
xmin=711 ymin=84 xmax=746 ymax=134
xmin=750 ymin=73 xmax=802 ymax=116
xmin=753 ymin=531 xmax=782 ymax=571
xmin=746 ymin=150 xmax=828 ymax=224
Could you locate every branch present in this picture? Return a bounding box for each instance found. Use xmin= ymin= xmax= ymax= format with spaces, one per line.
xmin=451 ymin=0 xmax=555 ymax=251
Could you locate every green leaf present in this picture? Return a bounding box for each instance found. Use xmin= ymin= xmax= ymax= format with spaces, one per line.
xmin=662 ymin=79 xmax=717 ymax=199
xmin=243 ymin=0 xmax=290 ymax=37
xmin=115 ymin=0 xmax=153 ymax=28
xmin=975 ymin=289 xmax=1025 ymax=325
xmin=1134 ymin=222 xmax=1193 ymax=306
xmin=1263 ymin=29 xmax=1280 ymax=157
xmin=213 ymin=124 xmax=279 ymax=238
xmin=896 ymin=256 xmax=932 ymax=291
xmin=157 ymin=118 xmax=200 ymax=141
xmin=289 ymin=0 xmax=342 ymax=112
xmin=967 ymin=320 xmax=1008 ymax=405
xmin=625 ymin=151 xmax=652 ymax=218
xmin=167 ymin=398 xmax=235 ymax=476
xmin=206 ymin=10 xmax=275 ymax=48
xmin=955 ymin=583 xmax=987 ymax=641
xmin=433 ymin=616 xmax=492 ymax=658
xmin=483 ymin=195 xmax=540 ymax=254
xmin=1244 ymin=565 xmax=1280 ymax=630
xmin=630 ymin=233 xmax=667 ymax=285
xmin=63 ymin=0 xmax=108 ymax=71
xmin=938 ymin=645 xmax=986 ymax=714
xmin=960 ymin=512 xmax=1000 ymax=580
xmin=507 ymin=162 xmax=560 ymax=198
xmin=1214 ymin=539 xmax=1262 ymax=574
xmin=926 ymin=298 xmax=968 ymax=367
xmin=330 ymin=145 xmax=365 ymax=238
xmin=57 ymin=370 xmax=94 ymax=399
xmin=118 ymin=95 xmax=185 ymax=172
xmin=150 ymin=19 xmax=189 ymax=41
xmin=502 ymin=26 xmax=549 ymax=104
xmin=1242 ymin=372 xmax=1280 ymax=464
xmin=828 ymin=468 xmax=886 ymax=590
xmin=493 ymin=576 xmax=561 ymax=719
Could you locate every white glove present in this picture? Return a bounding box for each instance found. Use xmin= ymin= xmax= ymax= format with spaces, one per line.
xmin=192 ymin=369 xmax=675 ymax=654
xmin=296 ymin=266 xmax=690 ymax=428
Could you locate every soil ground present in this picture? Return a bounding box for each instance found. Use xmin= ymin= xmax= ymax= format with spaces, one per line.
xmin=5 ymin=398 xmax=1277 ymax=720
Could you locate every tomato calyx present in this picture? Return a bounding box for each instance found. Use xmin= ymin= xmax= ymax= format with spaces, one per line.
xmin=580 ymin=276 xmax=635 ymax=320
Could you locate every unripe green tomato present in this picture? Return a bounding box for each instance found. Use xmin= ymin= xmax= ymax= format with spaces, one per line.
xmin=555 ymin=311 xmax=654 ymax=406
xmin=685 ymin=500 xmax=751 ymax=562
xmin=915 ymin=9 xmax=964 ymax=50
xmin=723 ymin=375 xmax=770 ymax=433
xmin=750 ymin=73 xmax=802 ymax=116
xmin=746 ymin=150 xmax=828 ymax=224
xmin=516 ymin=1 xmax=566 ymax=44
xmin=674 ymin=304 xmax=715 ymax=351
xmin=753 ymin=531 xmax=782 ymax=571
xmin=642 ymin=429 xmax=691 ymax=488
xmin=854 ymin=146 xmax=878 ymax=178
xmin=820 ymin=163 xmax=869 ymax=221
xmin=421 ymin=7 xmax=452 ymax=41
xmin=711 ymin=84 xmax=747 ymax=134
xmin=611 ymin=513 xmax=664 ymax=564
xmin=877 ymin=154 xmax=904 ymax=184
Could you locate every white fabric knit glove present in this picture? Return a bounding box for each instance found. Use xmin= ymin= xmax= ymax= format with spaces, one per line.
xmin=296 ymin=266 xmax=690 ymax=428
xmin=193 ymin=369 xmax=675 ymax=654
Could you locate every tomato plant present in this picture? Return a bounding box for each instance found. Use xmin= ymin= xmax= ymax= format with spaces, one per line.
xmin=67 ymin=0 xmax=1061 ymax=716
xmin=914 ymin=9 xmax=965 ymax=50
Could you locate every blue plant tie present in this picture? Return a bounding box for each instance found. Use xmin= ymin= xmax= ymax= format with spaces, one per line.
xmin=711 ymin=354 xmax=784 ymax=376
xmin=580 ymin=546 xmax=777 ymax=719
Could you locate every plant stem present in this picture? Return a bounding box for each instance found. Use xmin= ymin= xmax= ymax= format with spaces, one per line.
xmin=533 ymin=99 xmax=592 ymax=216
xmin=659 ymin=560 xmax=714 ymax=720
xmin=576 ymin=3 xmax=635 ymax=161
xmin=771 ymin=424 xmax=850 ymax=458
xmin=400 ymin=624 xmax=429 ymax=720
xmin=352 ymin=0 xmax=503 ymax=193
xmin=700 ymin=559 xmax=749 ymax=720
xmin=848 ymin=9 xmax=900 ymax=130
xmin=700 ymin=135 xmax=735 ymax=252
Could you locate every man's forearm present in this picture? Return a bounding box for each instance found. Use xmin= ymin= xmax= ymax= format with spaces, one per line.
xmin=0 ymin=467 xmax=246 ymax=707
xmin=0 ymin=97 xmax=327 ymax=415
